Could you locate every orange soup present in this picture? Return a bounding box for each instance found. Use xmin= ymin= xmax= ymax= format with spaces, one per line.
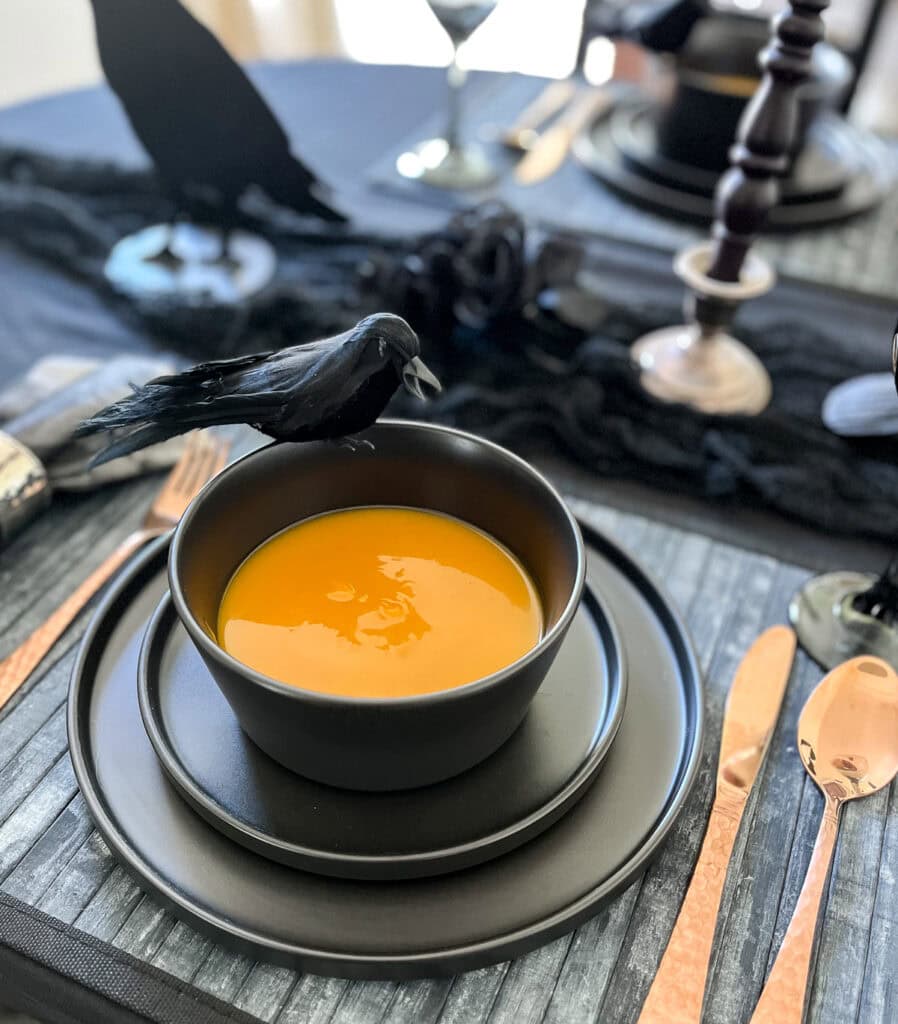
xmin=216 ymin=507 xmax=543 ymax=698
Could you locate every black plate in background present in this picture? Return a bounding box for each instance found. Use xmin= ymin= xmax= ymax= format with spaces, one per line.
xmin=137 ymin=580 xmax=627 ymax=880
xmin=573 ymin=99 xmax=892 ymax=229
xmin=67 ymin=524 xmax=702 ymax=979
xmin=614 ymin=104 xmax=849 ymax=203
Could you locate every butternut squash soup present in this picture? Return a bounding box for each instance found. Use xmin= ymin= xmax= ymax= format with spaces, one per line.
xmin=216 ymin=507 xmax=543 ymax=698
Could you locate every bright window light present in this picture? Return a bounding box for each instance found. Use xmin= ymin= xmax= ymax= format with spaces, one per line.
xmin=583 ymin=36 xmax=616 ymax=86
xmin=335 ymin=0 xmax=587 ymax=78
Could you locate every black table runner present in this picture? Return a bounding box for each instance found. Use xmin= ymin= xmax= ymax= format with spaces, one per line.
xmin=2 ymin=63 xmax=897 ymax=551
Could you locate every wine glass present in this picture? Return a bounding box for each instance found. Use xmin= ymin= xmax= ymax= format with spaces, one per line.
xmin=789 ymin=560 xmax=898 ymax=671
xmin=396 ymin=0 xmax=499 ymax=190
xmin=789 ymin=323 xmax=898 ymax=670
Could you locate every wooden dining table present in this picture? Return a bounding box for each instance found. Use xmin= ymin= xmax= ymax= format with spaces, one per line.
xmin=0 ymin=59 xmax=896 ymax=1024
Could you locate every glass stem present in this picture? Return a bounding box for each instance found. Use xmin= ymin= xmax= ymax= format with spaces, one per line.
xmin=446 ymin=50 xmax=466 ymax=152
xmin=852 ymin=553 xmax=898 ymax=626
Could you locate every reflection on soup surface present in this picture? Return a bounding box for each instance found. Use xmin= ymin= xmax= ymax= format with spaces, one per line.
xmin=217 ymin=506 xmax=543 ymax=698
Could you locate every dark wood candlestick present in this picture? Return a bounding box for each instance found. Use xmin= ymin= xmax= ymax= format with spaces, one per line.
xmin=632 ymin=1 xmax=831 ymax=415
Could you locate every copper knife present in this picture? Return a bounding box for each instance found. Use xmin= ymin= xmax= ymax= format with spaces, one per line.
xmin=636 ymin=624 xmax=798 ymax=1024
xmin=512 ymin=87 xmax=613 ymax=186
xmin=501 ymin=79 xmax=577 ymax=152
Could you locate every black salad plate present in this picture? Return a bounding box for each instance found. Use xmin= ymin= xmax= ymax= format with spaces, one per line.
xmin=68 ymin=523 xmax=703 ymax=979
xmin=137 ymin=581 xmax=627 ymax=880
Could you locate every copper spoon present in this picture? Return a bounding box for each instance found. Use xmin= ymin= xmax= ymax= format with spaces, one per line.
xmin=749 ymin=656 xmax=898 ymax=1024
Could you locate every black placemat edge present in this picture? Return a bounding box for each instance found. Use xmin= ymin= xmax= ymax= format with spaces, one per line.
xmin=0 ymin=890 xmax=262 ymax=1024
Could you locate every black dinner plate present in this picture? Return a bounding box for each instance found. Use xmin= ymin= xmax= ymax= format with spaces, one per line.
xmin=137 ymin=580 xmax=627 ymax=880
xmin=613 ymin=104 xmax=849 ymax=203
xmin=573 ymin=98 xmax=892 ymax=229
xmin=67 ymin=523 xmax=703 ymax=979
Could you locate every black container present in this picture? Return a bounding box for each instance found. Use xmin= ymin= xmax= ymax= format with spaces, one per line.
xmin=169 ymin=421 xmax=586 ymax=791
xmin=654 ymin=15 xmax=852 ymax=173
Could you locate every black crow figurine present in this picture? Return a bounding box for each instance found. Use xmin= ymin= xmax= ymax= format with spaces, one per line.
xmin=88 ymin=0 xmax=345 ymax=225
xmin=76 ymin=314 xmax=440 ymax=465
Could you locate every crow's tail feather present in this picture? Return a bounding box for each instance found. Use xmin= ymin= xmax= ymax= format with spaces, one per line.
xmin=75 ymin=349 xmax=277 ymax=438
xmin=83 ymin=392 xmax=279 ymax=467
xmin=87 ymin=424 xmax=185 ymax=468
xmin=76 ymin=366 xmax=284 ymax=466
xmin=263 ymin=155 xmax=347 ymax=223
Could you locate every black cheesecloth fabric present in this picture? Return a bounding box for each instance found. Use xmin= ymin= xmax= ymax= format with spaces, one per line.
xmin=1 ymin=142 xmax=895 ymax=544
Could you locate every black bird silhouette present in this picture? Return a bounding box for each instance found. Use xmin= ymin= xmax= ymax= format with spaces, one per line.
xmin=76 ymin=314 xmax=441 ymax=465
xmin=88 ymin=0 xmax=345 ymax=225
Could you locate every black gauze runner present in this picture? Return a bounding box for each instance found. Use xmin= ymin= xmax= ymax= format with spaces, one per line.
xmin=1 ymin=144 xmax=896 ymax=542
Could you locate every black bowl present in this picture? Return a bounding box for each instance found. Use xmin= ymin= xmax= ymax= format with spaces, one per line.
xmin=169 ymin=421 xmax=586 ymax=791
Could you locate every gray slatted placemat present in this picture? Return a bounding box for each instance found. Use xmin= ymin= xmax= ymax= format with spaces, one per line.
xmin=0 ymin=482 xmax=895 ymax=1024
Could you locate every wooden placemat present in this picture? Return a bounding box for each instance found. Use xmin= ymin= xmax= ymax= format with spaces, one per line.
xmin=0 ymin=486 xmax=894 ymax=1024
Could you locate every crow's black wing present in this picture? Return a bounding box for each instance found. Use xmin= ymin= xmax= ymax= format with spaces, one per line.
xmin=146 ymin=350 xmax=274 ymax=389
xmin=273 ymin=331 xmax=385 ymax=435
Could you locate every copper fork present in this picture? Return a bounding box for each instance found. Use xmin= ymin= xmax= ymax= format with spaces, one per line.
xmin=0 ymin=430 xmax=229 ymax=713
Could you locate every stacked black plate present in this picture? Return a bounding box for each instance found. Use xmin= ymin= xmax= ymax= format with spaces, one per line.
xmin=67 ymin=522 xmax=702 ymax=979
xmin=573 ymin=98 xmax=892 ymax=229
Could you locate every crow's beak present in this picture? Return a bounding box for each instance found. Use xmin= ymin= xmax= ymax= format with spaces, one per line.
xmin=402 ymin=356 xmax=442 ymax=400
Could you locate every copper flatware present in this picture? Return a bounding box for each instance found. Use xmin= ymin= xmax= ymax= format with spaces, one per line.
xmin=749 ymin=655 xmax=898 ymax=1024
xmin=0 ymin=430 xmax=229 ymax=713
xmin=512 ymin=87 xmax=613 ymax=186
xmin=637 ymin=625 xmax=797 ymax=1024
xmin=501 ymin=79 xmax=576 ymax=152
